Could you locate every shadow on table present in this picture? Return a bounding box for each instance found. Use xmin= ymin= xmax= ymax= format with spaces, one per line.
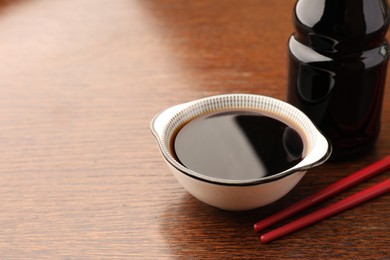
xmin=157 ymin=184 xmax=318 ymax=258
xmin=0 ymin=0 xmax=32 ymax=11
xmin=158 ymin=193 xmax=257 ymax=257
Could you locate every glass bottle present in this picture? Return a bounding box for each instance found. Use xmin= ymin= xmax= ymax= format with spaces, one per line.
xmin=287 ymin=0 xmax=390 ymax=160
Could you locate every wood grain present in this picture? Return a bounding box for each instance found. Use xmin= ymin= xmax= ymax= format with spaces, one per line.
xmin=0 ymin=0 xmax=389 ymax=258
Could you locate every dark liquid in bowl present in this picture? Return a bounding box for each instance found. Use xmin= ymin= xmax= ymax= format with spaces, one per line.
xmin=172 ymin=111 xmax=304 ymax=181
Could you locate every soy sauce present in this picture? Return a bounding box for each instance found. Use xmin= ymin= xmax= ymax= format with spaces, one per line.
xmin=172 ymin=111 xmax=304 ymax=181
xmin=287 ymin=0 xmax=389 ymax=160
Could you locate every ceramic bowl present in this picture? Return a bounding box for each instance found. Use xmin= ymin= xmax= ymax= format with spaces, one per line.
xmin=151 ymin=94 xmax=331 ymax=211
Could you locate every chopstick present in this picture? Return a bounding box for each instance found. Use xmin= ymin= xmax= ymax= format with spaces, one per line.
xmin=254 ymin=155 xmax=390 ymax=233
xmin=260 ymin=177 xmax=390 ymax=243
xmin=254 ymin=155 xmax=390 ymax=243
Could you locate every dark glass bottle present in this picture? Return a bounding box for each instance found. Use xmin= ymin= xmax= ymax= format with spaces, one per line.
xmin=287 ymin=0 xmax=390 ymax=160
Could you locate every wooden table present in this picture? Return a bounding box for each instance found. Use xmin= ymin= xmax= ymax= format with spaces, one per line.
xmin=0 ymin=0 xmax=389 ymax=258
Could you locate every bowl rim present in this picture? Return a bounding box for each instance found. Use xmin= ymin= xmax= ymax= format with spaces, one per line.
xmin=151 ymin=94 xmax=332 ymax=186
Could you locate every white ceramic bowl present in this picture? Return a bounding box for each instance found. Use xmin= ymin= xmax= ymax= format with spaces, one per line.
xmin=151 ymin=94 xmax=331 ymax=211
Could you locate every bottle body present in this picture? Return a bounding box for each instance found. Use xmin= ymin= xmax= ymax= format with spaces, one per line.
xmin=287 ymin=0 xmax=390 ymax=160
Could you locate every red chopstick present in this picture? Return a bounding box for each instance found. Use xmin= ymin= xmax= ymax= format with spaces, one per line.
xmin=254 ymin=155 xmax=390 ymax=233
xmin=260 ymin=177 xmax=390 ymax=243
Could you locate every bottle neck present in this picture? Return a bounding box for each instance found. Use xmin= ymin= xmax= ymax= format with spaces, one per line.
xmin=294 ymin=0 xmax=390 ymax=53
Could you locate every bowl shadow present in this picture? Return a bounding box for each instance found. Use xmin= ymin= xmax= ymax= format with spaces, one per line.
xmin=157 ymin=177 xmax=321 ymax=258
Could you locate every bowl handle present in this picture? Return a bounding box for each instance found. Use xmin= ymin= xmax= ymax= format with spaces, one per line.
xmin=295 ymin=131 xmax=332 ymax=171
xmin=150 ymin=102 xmax=189 ymax=140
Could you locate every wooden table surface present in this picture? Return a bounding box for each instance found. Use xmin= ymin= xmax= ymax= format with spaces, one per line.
xmin=0 ymin=0 xmax=389 ymax=259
